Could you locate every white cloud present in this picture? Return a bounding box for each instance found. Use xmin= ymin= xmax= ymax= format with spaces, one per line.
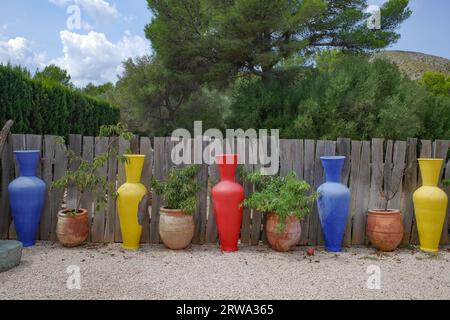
xmin=52 ymin=30 xmax=151 ymax=86
xmin=49 ymin=0 xmax=119 ymax=21
xmin=0 ymin=37 xmax=46 ymax=71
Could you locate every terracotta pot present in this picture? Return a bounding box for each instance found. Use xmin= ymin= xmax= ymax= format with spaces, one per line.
xmin=266 ymin=213 xmax=301 ymax=252
xmin=366 ymin=209 xmax=403 ymax=251
xmin=56 ymin=209 xmax=89 ymax=247
xmin=159 ymin=208 xmax=194 ymax=250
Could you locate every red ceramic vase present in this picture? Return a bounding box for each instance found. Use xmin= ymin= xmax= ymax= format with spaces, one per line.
xmin=212 ymin=154 xmax=245 ymax=252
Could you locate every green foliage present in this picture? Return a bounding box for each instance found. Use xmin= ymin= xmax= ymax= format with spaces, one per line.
xmin=419 ymin=71 xmax=450 ymax=97
xmin=239 ymin=168 xmax=317 ymax=232
xmin=145 ymin=0 xmax=411 ymax=85
xmin=51 ymin=123 xmax=132 ymax=215
xmin=227 ymin=52 xmax=450 ymax=140
xmin=0 ymin=64 xmax=119 ymax=136
xmin=113 ymin=55 xmax=228 ymax=136
xmin=151 ymin=165 xmax=199 ymax=215
xmin=81 ymin=82 xmax=114 ymax=98
xmin=34 ymin=64 xmax=73 ymax=87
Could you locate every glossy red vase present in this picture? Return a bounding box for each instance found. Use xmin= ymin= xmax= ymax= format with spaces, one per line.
xmin=212 ymin=154 xmax=245 ymax=252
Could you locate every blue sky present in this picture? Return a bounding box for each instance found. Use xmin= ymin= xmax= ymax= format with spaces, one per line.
xmin=0 ymin=0 xmax=448 ymax=87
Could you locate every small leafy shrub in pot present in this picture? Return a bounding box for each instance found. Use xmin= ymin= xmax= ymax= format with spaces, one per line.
xmin=240 ymin=168 xmax=317 ymax=252
xmin=151 ymin=165 xmax=199 ymax=249
xmin=51 ymin=123 xmax=132 ymax=247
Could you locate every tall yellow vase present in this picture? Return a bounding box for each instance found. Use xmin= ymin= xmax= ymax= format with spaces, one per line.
xmin=413 ymin=158 xmax=448 ymax=252
xmin=117 ymin=155 xmax=147 ymax=250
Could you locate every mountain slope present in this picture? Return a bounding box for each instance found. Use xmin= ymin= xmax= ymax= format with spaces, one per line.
xmin=373 ymin=50 xmax=450 ymax=80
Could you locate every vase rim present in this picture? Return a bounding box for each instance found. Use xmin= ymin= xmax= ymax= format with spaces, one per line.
xmin=216 ymin=153 xmax=239 ymax=157
xmin=417 ymin=158 xmax=444 ymax=162
xmin=124 ymin=154 xmax=145 ymax=158
xmin=14 ymin=150 xmax=40 ymax=154
xmin=320 ymin=156 xmax=346 ymax=161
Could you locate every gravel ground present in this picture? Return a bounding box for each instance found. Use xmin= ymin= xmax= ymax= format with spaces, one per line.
xmin=0 ymin=241 xmax=449 ymax=300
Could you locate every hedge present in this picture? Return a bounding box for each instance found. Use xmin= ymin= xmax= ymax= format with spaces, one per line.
xmin=0 ymin=64 xmax=120 ymax=136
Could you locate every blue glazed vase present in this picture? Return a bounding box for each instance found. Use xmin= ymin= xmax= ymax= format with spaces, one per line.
xmin=317 ymin=156 xmax=351 ymax=252
xmin=8 ymin=151 xmax=46 ymax=247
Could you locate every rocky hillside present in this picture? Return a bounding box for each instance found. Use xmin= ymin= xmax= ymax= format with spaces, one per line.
xmin=373 ymin=50 xmax=450 ymax=80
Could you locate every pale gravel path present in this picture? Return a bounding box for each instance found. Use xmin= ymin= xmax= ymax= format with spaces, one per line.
xmin=0 ymin=242 xmax=449 ymax=300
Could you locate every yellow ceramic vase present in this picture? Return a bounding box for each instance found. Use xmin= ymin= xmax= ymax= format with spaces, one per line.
xmin=117 ymin=155 xmax=147 ymax=250
xmin=413 ymin=158 xmax=448 ymax=252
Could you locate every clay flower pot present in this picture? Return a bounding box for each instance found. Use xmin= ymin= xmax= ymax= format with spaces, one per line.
xmin=366 ymin=209 xmax=403 ymax=252
xmin=56 ymin=209 xmax=89 ymax=247
xmin=265 ymin=213 xmax=301 ymax=252
xmin=159 ymin=207 xmax=194 ymax=250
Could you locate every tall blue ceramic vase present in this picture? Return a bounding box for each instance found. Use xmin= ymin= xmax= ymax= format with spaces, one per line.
xmin=317 ymin=156 xmax=351 ymax=252
xmin=8 ymin=151 xmax=46 ymax=247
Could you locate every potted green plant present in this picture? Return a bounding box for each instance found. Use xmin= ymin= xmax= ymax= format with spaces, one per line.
xmin=151 ymin=165 xmax=198 ymax=250
xmin=51 ymin=123 xmax=132 ymax=247
xmin=240 ymin=169 xmax=317 ymax=252
xmin=367 ymin=163 xmax=406 ymax=252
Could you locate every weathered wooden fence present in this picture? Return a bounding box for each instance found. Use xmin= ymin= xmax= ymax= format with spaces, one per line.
xmin=1 ymin=134 xmax=450 ymax=246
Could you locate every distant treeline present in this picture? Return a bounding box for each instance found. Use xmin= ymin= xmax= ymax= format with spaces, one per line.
xmin=0 ymin=64 xmax=119 ymax=136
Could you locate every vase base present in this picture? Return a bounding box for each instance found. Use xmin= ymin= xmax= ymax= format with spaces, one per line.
xmin=325 ymin=246 xmax=342 ymax=253
xmin=122 ymin=245 xmax=140 ymax=250
xmin=220 ymin=245 xmax=238 ymax=252
xmin=420 ymin=246 xmax=438 ymax=253
xmin=21 ymin=242 xmax=36 ymax=248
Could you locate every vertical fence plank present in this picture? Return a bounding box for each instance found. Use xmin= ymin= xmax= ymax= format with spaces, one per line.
xmin=150 ymin=137 xmax=165 ymax=244
xmin=443 ymin=158 xmax=450 ymax=245
xmin=336 ymin=138 xmax=351 ymax=246
xmin=67 ymin=135 xmax=82 ymax=210
xmin=317 ymin=141 xmax=336 ymax=245
xmin=139 ymin=137 xmax=153 ymax=244
xmin=206 ymin=161 xmax=220 ymax=244
xmin=40 ymin=135 xmax=56 ymax=240
xmin=411 ymin=140 xmax=433 ymax=244
xmin=8 ymin=134 xmax=26 ymax=239
xmin=104 ymin=137 xmax=118 ymax=243
xmin=114 ymin=138 xmax=131 ymax=242
xmin=91 ymin=137 xmax=108 ymax=243
xmin=250 ymin=138 xmax=263 ymax=245
xmin=368 ymin=139 xmax=384 ymax=215
xmin=81 ymin=137 xmax=94 ymax=241
xmin=50 ymin=140 xmax=68 ymax=241
xmin=193 ymin=139 xmax=208 ymax=244
xmin=308 ymin=141 xmax=324 ymax=245
xmin=279 ymin=140 xmax=293 ymax=177
xmin=387 ymin=141 xmax=407 ymax=210
xmin=237 ymin=138 xmax=251 ymax=244
xmin=0 ymin=137 xmax=12 ymax=239
xmin=434 ymin=140 xmax=450 ymax=244
xmin=309 ymin=140 xmax=336 ymax=245
xmin=402 ymin=138 xmax=418 ymax=244
xmin=26 ymin=134 xmax=42 ymax=177
xmin=302 ymin=140 xmax=315 ymax=245
xmin=347 ymin=141 xmax=362 ymax=246
xmin=351 ymin=141 xmax=371 ymax=245
xmin=292 ymin=140 xmax=304 ymax=181
xmin=27 ymin=134 xmax=43 ymax=241
xmin=336 ymin=138 xmax=351 ymax=185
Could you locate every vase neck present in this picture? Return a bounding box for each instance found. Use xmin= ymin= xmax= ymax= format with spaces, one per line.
xmin=321 ymin=156 xmax=345 ymax=183
xmin=419 ymin=159 xmax=443 ymax=187
xmin=217 ymin=154 xmax=238 ymax=182
xmin=15 ymin=151 xmax=40 ymax=177
xmin=125 ymin=155 xmax=145 ymax=183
